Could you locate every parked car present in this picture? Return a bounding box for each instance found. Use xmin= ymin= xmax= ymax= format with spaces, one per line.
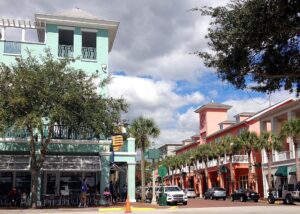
xmin=184 ymin=188 xmax=197 ymax=198
xmin=204 ymin=187 xmax=226 ymax=200
xmin=268 ymin=182 xmax=300 ymax=205
xmin=231 ymin=189 xmax=259 ymax=202
xmin=160 ymin=186 xmax=188 ymax=205
xmin=135 ymin=187 xmax=151 ymax=201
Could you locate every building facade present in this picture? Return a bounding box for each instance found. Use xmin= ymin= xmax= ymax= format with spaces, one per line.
xmin=158 ymin=143 xmax=183 ymax=159
xmin=0 ymin=9 xmax=137 ymax=204
xmin=166 ymin=99 xmax=295 ymax=198
xmin=259 ymin=99 xmax=300 ymax=198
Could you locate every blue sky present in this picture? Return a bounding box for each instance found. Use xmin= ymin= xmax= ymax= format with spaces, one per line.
xmin=0 ymin=0 xmax=296 ymax=146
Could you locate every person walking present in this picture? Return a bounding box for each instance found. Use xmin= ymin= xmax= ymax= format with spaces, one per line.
xmin=121 ymin=184 xmax=127 ymax=202
xmin=79 ymin=178 xmax=88 ymax=208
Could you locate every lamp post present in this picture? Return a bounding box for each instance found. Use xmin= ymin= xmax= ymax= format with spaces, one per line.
xmin=151 ymin=159 xmax=157 ymax=205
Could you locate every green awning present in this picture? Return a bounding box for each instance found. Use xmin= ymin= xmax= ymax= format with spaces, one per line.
xmin=275 ymin=165 xmax=288 ymax=177
xmin=289 ymin=164 xmax=300 ymax=175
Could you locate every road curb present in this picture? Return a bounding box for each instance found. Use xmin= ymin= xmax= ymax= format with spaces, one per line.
xmin=98 ymin=206 xmax=157 ymax=212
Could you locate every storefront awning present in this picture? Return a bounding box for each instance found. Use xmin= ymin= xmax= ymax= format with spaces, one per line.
xmin=289 ymin=164 xmax=300 ymax=175
xmin=275 ymin=165 xmax=288 ymax=177
xmin=0 ymin=155 xmax=101 ymax=171
xmin=42 ymin=155 xmax=102 ymax=171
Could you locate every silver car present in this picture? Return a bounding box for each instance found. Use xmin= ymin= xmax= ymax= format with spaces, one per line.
xmin=184 ymin=188 xmax=197 ymax=198
xmin=204 ymin=187 xmax=226 ymax=200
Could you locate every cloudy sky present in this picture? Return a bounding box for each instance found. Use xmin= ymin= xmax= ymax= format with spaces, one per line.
xmin=0 ymin=0 xmax=297 ymax=146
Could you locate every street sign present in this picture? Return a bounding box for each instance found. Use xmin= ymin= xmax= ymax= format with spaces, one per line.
xmin=158 ymin=165 xmax=168 ymax=178
xmin=145 ymin=149 xmax=160 ymax=159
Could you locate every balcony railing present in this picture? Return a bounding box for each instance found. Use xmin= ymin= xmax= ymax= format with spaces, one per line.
xmin=1 ymin=125 xmax=102 ymax=141
xmin=232 ymin=155 xmax=248 ymax=163
xmin=4 ymin=41 xmax=21 ymax=54
xmin=82 ymin=47 xmax=96 ymax=60
xmin=58 ymin=45 xmax=73 ymax=58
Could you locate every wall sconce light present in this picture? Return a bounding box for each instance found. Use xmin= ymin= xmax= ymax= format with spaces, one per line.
xmin=101 ymin=64 xmax=107 ymax=73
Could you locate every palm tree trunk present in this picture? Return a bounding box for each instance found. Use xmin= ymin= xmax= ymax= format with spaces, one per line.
xmin=204 ymin=161 xmax=208 ymax=191
xmin=141 ymin=143 xmax=146 ymax=202
xmin=217 ymin=155 xmax=222 ymax=187
xmin=247 ymin=151 xmax=252 ymax=189
xmin=294 ymin=141 xmax=300 ymax=182
xmin=229 ymin=155 xmax=234 ymax=194
xmin=267 ymin=150 xmax=273 ymax=192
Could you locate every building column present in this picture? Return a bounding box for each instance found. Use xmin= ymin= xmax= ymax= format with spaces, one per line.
xmin=127 ymin=162 xmax=136 ymax=202
xmin=198 ymin=175 xmax=203 ymax=198
xmin=271 ymin=117 xmax=278 ymax=161
xmin=288 ymin=111 xmax=296 ymax=158
xmin=22 ymin=28 xmax=25 ymax=42
xmin=100 ymin=155 xmax=110 ymax=194
xmin=1 ymin=27 xmax=5 ymax=40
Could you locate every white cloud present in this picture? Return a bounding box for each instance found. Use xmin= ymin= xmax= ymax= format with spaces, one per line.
xmin=224 ymin=91 xmax=298 ymax=120
xmin=108 ymin=75 xmax=202 ymax=146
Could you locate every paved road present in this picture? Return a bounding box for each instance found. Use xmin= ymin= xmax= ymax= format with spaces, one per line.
xmin=0 ymin=206 xmax=298 ymax=214
xmin=178 ymin=197 xmax=269 ymax=208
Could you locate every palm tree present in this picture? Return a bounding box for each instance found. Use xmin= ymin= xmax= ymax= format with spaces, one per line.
xmin=211 ymin=141 xmax=224 ymax=187
xmin=173 ymin=154 xmax=186 ymax=189
xmin=193 ymin=145 xmax=205 ymax=197
xmin=256 ymin=132 xmax=282 ymax=192
xmin=200 ymin=143 xmax=214 ymax=192
xmin=280 ymin=119 xmax=300 ymax=182
xmin=221 ymin=135 xmax=239 ymax=194
xmin=238 ymin=130 xmax=259 ymax=189
xmin=130 ymin=117 xmax=160 ymax=202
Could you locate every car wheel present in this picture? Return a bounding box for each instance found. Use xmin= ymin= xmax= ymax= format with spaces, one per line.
xmin=286 ymin=194 xmax=293 ymax=205
xmin=231 ymin=196 xmax=234 ymax=202
xmin=254 ymin=199 xmax=259 ymax=203
xmin=183 ymin=202 xmax=187 ymax=205
xmin=268 ymin=195 xmax=275 ymax=204
xmin=223 ymin=197 xmax=226 ymax=201
xmin=240 ymin=196 xmax=244 ymax=202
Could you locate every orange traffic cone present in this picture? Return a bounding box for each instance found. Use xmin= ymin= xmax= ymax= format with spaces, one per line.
xmin=124 ymin=194 xmax=131 ymax=213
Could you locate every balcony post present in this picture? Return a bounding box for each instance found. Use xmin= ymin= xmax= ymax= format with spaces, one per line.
xmin=22 ymin=28 xmax=25 ymax=42
xmin=288 ymin=111 xmax=296 ymax=159
xmin=1 ymin=27 xmax=4 ymax=40
xmin=271 ymin=117 xmax=278 ymax=161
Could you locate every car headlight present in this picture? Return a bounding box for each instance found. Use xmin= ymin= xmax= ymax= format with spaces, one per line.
xmin=167 ymin=194 xmax=172 ymax=198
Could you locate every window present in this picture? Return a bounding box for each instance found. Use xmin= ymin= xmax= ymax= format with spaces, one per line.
xmin=0 ymin=172 xmax=13 ymax=195
xmin=239 ymin=175 xmax=248 ymax=189
xmin=82 ymin=31 xmax=97 ymax=60
xmin=58 ymin=29 xmax=74 ymax=58
xmin=15 ymin=172 xmax=31 ymax=194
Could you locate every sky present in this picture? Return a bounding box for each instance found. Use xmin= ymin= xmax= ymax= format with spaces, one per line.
xmin=0 ymin=0 xmax=297 ymax=147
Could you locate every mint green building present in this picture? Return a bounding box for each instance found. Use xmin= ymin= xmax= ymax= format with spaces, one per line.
xmin=0 ymin=9 xmax=136 ymax=205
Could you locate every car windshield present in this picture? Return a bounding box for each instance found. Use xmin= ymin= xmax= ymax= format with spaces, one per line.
xmin=214 ymin=188 xmax=225 ymax=191
xmin=165 ymin=186 xmax=181 ymax=192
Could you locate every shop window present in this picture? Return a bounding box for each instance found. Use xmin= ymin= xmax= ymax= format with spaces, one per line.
xmin=239 ymin=175 xmax=248 ymax=189
xmin=0 ymin=172 xmax=13 ymax=195
xmin=15 ymin=172 xmax=31 ymax=194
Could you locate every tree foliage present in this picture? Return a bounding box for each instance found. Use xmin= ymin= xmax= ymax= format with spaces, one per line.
xmin=0 ymin=49 xmax=127 ymax=207
xmin=195 ymin=0 xmax=300 ymax=95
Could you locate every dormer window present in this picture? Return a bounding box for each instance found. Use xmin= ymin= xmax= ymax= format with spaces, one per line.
xmin=58 ymin=28 xmax=74 ymax=58
xmin=82 ymin=30 xmax=97 ymax=60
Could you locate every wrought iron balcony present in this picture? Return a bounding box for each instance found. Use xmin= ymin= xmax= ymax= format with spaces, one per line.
xmin=1 ymin=125 xmax=102 ymax=141
xmin=82 ymin=47 xmax=96 ymax=60
xmin=58 ymin=45 xmax=74 ymax=58
xmin=4 ymin=41 xmax=22 ymax=54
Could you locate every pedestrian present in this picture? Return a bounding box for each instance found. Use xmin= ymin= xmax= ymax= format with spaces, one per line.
xmin=121 ymin=184 xmax=127 ymax=202
xmin=79 ymin=178 xmax=89 ymax=208
xmin=109 ymin=181 xmax=117 ymax=204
